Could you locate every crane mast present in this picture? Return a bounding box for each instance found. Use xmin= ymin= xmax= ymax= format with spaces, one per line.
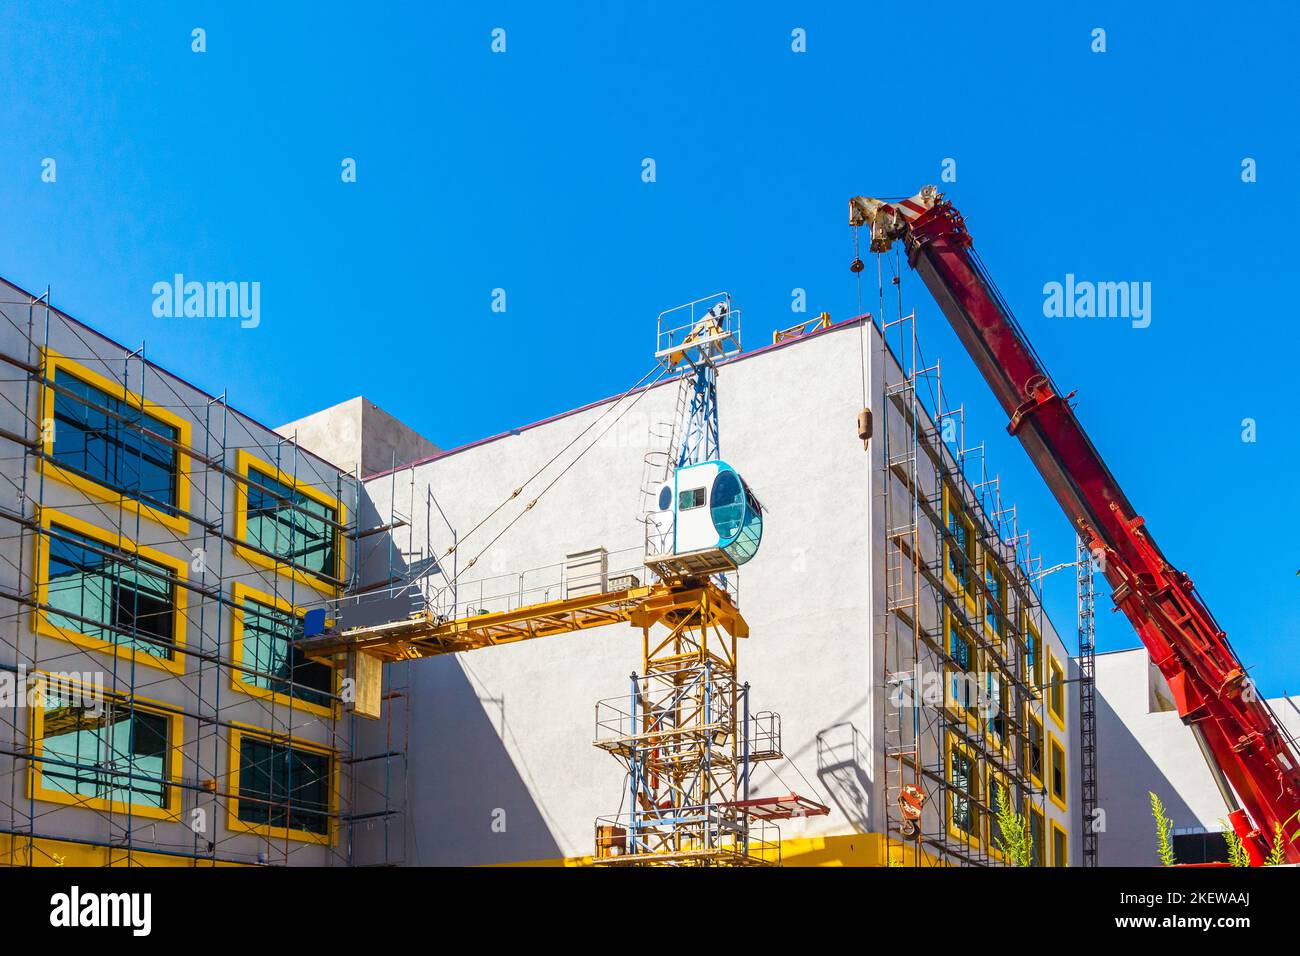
xmin=850 ymin=186 xmax=1300 ymax=864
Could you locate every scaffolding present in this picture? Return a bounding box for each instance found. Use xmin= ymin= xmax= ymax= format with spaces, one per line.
xmin=1077 ymin=535 xmax=1098 ymax=867
xmin=875 ymin=255 xmax=1051 ymax=867
xmin=0 ymin=282 xmax=408 ymax=867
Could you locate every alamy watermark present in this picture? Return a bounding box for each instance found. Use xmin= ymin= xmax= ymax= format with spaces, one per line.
xmin=0 ymin=666 xmax=105 ymax=714
xmin=1043 ymin=274 xmax=1151 ymax=328
xmin=152 ymin=274 xmax=260 ymax=328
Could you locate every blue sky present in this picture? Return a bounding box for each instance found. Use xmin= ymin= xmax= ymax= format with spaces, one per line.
xmin=1 ymin=2 xmax=1297 ymax=693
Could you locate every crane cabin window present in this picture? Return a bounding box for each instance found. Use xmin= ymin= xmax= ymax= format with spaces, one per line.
xmin=678 ymin=487 xmax=706 ymax=510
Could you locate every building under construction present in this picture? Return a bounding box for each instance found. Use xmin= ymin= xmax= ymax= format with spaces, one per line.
xmin=0 ymin=273 xmax=1082 ymax=867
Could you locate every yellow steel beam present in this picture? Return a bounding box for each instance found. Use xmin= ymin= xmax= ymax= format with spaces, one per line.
xmin=298 ymin=580 xmax=747 ymax=664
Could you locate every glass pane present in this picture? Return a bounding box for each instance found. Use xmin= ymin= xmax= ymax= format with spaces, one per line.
xmin=241 ymin=599 xmax=333 ymax=707
xmin=238 ymin=737 xmax=329 ymax=835
xmin=246 ymin=469 xmax=338 ymax=577
xmin=51 ymin=369 xmax=179 ymax=513
xmin=46 ymin=527 xmax=176 ymax=659
xmin=41 ymin=694 xmax=168 ymax=808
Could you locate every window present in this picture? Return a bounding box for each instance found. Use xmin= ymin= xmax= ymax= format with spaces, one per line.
xmin=1029 ymin=805 xmax=1045 ymax=866
xmin=37 ymin=512 xmax=187 ymax=674
xmin=1023 ymin=616 xmax=1042 ymax=692
xmin=41 ymin=352 xmax=191 ymax=533
xmin=678 ymin=487 xmax=706 ymax=510
xmin=986 ymin=669 xmax=1009 ymax=751
xmin=943 ymin=486 xmax=978 ymax=603
xmin=946 ymin=610 xmax=978 ymax=718
xmin=984 ymin=564 xmax=1005 ymax=640
xmin=986 ymin=770 xmax=1011 ymax=858
xmin=232 ymin=584 xmax=334 ymax=713
xmin=30 ymin=678 xmax=181 ymax=820
xmin=1047 ymin=651 xmax=1066 ymax=728
xmin=1049 ymin=733 xmax=1068 ymax=811
xmin=1051 ymin=821 xmax=1068 ymax=867
xmin=1173 ymin=831 xmax=1231 ymax=865
xmin=231 ymin=731 xmax=333 ymax=840
xmin=947 ymin=735 xmax=981 ymax=845
xmin=1025 ymin=712 xmax=1044 ymax=784
xmin=235 ymin=450 xmax=345 ymax=593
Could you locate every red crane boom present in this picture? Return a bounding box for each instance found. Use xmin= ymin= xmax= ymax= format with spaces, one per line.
xmin=850 ymin=186 xmax=1300 ymax=864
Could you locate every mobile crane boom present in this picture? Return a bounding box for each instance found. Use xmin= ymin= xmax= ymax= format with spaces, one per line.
xmin=850 ymin=186 xmax=1300 ymax=864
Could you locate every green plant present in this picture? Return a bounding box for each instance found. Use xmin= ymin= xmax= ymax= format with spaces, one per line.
xmin=1149 ymin=792 xmax=1176 ymax=866
xmin=1219 ymin=819 xmax=1250 ymax=867
xmin=993 ymin=782 xmax=1032 ymax=866
xmin=1265 ymin=823 xmax=1288 ymax=866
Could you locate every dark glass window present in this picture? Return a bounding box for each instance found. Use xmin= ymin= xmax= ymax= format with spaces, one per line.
xmin=41 ymin=694 xmax=169 ymax=808
xmin=984 ymin=567 xmax=1004 ymax=636
xmin=1173 ymin=832 xmax=1230 ymax=865
xmin=237 ymin=737 xmax=330 ymax=835
xmin=241 ymin=598 xmax=333 ymax=708
xmin=1053 ymin=826 xmax=1068 ymax=867
xmin=246 ymin=468 xmax=339 ymax=579
xmin=950 ymin=747 xmax=977 ymax=835
xmin=1051 ymin=739 xmax=1066 ymax=801
xmin=948 ymin=619 xmax=976 ymax=711
xmin=1030 ymin=810 xmax=1045 ymax=866
xmin=946 ymin=493 xmax=977 ymax=600
xmin=46 ymin=525 xmax=176 ymax=660
xmin=1028 ymin=720 xmax=1044 ymax=780
xmin=709 ymin=470 xmax=744 ymax=537
xmin=677 ymin=487 xmax=705 ymax=511
xmin=51 ymin=369 xmax=179 ymax=513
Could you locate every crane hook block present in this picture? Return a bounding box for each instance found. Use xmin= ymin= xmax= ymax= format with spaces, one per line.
xmin=858 ymin=408 xmax=873 ymax=443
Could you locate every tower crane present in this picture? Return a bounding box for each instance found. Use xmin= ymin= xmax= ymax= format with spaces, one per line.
xmin=849 ymin=186 xmax=1300 ymax=864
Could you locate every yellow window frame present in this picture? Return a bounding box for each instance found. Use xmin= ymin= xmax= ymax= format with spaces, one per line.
xmin=234 ymin=449 xmax=346 ymax=597
xmin=230 ymin=582 xmax=339 ymax=719
xmin=985 ymin=766 xmax=1011 ymax=863
xmin=982 ymin=559 xmax=1006 ymax=647
xmin=39 ymin=349 xmax=192 ymax=535
xmin=1028 ymin=804 xmax=1046 ymax=867
xmin=34 ymin=508 xmax=188 ymax=676
xmin=942 ymin=605 xmax=981 ymax=732
xmin=1048 ymin=730 xmax=1068 ymax=812
xmin=1050 ymin=819 xmax=1069 ymax=867
xmin=227 ymin=724 xmax=339 ymax=846
xmin=28 ymin=672 xmax=184 ymax=822
xmin=1046 ymin=648 xmax=1066 ymax=730
xmin=1021 ymin=610 xmax=1043 ymax=696
xmin=983 ymin=664 xmax=1013 ymax=761
xmin=941 ymin=484 xmax=980 ymax=615
xmin=1024 ymin=708 xmax=1045 ymax=787
xmin=944 ymin=731 xmax=983 ymax=849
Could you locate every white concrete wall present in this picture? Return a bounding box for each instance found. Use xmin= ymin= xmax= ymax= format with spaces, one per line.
xmin=1093 ymin=646 xmax=1300 ymax=865
xmin=356 ymin=318 xmax=1081 ymax=865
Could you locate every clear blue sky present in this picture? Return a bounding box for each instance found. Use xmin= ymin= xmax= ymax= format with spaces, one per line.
xmin=1 ymin=2 xmax=1296 ymax=693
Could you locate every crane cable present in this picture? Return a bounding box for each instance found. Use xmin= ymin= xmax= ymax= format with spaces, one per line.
xmin=434 ymin=361 xmax=673 ymax=593
xmin=437 ymin=361 xmax=668 ymax=566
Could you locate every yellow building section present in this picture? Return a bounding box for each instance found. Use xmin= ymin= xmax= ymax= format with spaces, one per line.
xmin=496 ymin=833 xmax=948 ymax=868
xmin=0 ymin=834 xmax=247 ymax=867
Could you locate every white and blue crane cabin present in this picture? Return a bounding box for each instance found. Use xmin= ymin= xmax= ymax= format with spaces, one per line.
xmin=647 ymin=459 xmax=763 ymax=571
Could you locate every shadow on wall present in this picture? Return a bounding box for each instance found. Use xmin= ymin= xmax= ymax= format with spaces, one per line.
xmin=348 ymin=489 xmax=563 ymax=866
xmin=402 ymin=656 xmax=563 ymax=865
xmin=1093 ymin=689 xmax=1198 ymax=866
xmin=816 ymin=722 xmax=871 ymax=832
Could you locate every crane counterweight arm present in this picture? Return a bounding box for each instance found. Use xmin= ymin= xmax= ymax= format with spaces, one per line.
xmin=854 ymin=186 xmax=1300 ymax=863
